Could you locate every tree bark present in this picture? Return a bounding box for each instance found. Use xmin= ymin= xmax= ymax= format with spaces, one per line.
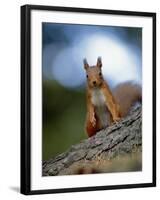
xmin=43 ymin=105 xmax=142 ymax=176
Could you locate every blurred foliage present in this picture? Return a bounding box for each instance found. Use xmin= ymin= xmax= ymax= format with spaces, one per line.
xmin=43 ymin=80 xmax=87 ymax=160
xmin=125 ymin=28 xmax=142 ymax=47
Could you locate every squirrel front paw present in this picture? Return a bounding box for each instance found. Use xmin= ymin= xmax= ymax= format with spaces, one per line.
xmin=90 ymin=114 xmax=96 ymax=127
xmin=112 ymin=117 xmax=121 ymax=126
xmin=113 ymin=117 xmax=121 ymax=122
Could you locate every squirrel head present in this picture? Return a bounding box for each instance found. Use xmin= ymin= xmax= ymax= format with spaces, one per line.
xmin=83 ymin=57 xmax=103 ymax=88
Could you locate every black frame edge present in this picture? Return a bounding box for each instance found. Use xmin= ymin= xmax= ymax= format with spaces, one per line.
xmin=152 ymin=13 xmax=156 ymax=187
xmin=26 ymin=183 xmax=154 ymax=195
xmin=22 ymin=4 xmax=156 ymax=16
xmin=20 ymin=5 xmax=31 ymax=195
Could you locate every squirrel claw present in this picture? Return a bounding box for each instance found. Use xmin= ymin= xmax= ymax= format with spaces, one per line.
xmin=113 ymin=117 xmax=121 ymax=125
xmin=113 ymin=116 xmax=121 ymax=121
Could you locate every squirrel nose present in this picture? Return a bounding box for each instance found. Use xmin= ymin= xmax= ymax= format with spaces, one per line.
xmin=93 ymin=81 xmax=96 ymax=85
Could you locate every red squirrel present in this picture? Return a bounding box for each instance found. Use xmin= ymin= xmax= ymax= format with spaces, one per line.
xmin=83 ymin=57 xmax=142 ymax=137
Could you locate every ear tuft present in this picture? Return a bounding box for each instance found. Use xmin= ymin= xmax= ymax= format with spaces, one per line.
xmin=83 ymin=58 xmax=89 ymax=70
xmin=97 ymin=57 xmax=102 ymax=68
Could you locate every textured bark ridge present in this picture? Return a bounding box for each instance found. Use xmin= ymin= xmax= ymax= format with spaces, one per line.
xmin=43 ymin=105 xmax=142 ymax=176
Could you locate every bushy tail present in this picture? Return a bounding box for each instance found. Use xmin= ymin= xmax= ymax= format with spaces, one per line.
xmin=113 ymin=81 xmax=142 ymax=117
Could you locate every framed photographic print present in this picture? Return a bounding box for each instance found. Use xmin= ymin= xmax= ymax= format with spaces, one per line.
xmin=21 ymin=4 xmax=156 ymax=195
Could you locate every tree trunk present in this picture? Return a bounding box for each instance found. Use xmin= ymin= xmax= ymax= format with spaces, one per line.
xmin=43 ymin=105 xmax=142 ymax=176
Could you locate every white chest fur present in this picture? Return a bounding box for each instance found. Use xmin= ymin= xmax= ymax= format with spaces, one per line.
xmin=91 ymin=88 xmax=109 ymax=127
xmin=91 ymin=88 xmax=106 ymax=107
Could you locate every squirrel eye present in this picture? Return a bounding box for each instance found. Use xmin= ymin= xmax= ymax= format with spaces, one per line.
xmin=86 ymin=74 xmax=89 ymax=78
xmin=99 ymin=72 xmax=102 ymax=76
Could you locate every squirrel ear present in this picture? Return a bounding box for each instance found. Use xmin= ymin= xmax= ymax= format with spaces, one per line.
xmin=97 ymin=57 xmax=102 ymax=68
xmin=83 ymin=58 xmax=89 ymax=70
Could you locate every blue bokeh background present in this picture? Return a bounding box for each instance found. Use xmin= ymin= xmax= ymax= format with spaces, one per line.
xmin=43 ymin=23 xmax=142 ymax=88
